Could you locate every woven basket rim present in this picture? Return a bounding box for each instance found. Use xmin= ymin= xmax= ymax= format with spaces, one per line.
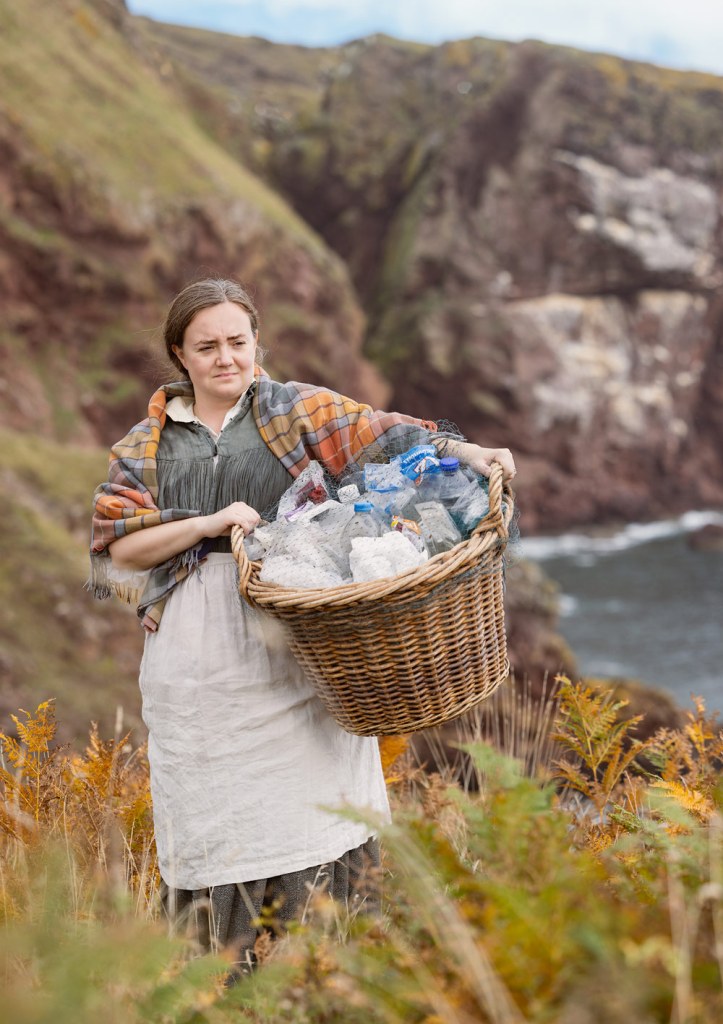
xmin=232 ymin=463 xmax=514 ymax=611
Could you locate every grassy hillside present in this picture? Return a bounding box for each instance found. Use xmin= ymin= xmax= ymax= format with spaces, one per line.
xmin=0 ymin=0 xmax=373 ymax=445
xmin=0 ymin=0 xmax=319 ymax=240
xmin=0 ymin=430 xmax=143 ymax=741
xmin=0 ymin=1 xmax=381 ymax=743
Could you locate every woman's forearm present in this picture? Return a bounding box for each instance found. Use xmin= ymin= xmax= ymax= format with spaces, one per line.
xmin=109 ymin=517 xmax=210 ymax=571
xmin=108 ymin=501 xmax=261 ymax=571
xmin=438 ymin=439 xmax=516 ymax=481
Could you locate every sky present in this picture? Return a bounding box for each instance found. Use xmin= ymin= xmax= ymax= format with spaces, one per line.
xmin=126 ymin=0 xmax=723 ymax=77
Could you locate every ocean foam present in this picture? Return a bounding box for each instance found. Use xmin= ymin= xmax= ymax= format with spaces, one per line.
xmin=521 ymin=509 xmax=723 ymax=561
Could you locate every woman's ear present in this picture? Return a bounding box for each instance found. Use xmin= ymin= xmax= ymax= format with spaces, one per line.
xmin=172 ymin=344 xmax=187 ymax=370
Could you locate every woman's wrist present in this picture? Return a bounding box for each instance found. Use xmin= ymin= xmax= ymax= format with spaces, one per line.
xmin=110 ymin=515 xmax=208 ymax=570
xmin=434 ymin=439 xmax=516 ymax=481
xmin=434 ymin=438 xmax=468 ymax=461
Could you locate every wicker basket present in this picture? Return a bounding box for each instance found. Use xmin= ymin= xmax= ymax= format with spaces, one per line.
xmin=231 ymin=464 xmax=513 ymax=736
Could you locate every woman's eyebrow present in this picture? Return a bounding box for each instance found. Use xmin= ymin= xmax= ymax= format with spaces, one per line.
xmin=193 ymin=333 xmax=248 ymax=346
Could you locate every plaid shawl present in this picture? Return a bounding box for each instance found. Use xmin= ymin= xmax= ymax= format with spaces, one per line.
xmin=90 ymin=367 xmax=437 ymax=630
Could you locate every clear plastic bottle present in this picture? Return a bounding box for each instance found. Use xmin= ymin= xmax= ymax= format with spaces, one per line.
xmin=438 ymin=458 xmax=492 ymax=535
xmin=416 ymin=463 xmax=442 ymax=503
xmin=413 ymin=501 xmax=462 ymax=556
xmin=342 ymin=501 xmax=384 ymax=543
xmin=437 ymin=457 xmax=471 ymax=507
xmin=367 ymin=483 xmax=414 ymax=523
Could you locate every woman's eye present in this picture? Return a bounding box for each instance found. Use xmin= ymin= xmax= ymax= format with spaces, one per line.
xmin=233 ymin=340 xmax=246 ymax=346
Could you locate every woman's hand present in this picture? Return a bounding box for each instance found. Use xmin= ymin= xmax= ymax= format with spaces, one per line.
xmin=110 ymin=501 xmax=261 ymax=571
xmin=441 ymin=440 xmax=516 ymax=482
xmin=202 ymin=502 xmax=261 ymax=538
xmin=465 ymin=445 xmax=516 ymax=482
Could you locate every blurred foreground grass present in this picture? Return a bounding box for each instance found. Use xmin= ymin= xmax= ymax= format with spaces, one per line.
xmin=0 ymin=680 xmax=721 ymax=1023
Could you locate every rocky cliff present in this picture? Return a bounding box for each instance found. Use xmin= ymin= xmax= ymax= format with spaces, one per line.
xmin=140 ymin=23 xmax=723 ymax=530
xmin=5 ymin=3 xmax=722 ymax=524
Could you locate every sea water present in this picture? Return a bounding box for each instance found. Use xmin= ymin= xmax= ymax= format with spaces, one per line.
xmin=521 ymin=511 xmax=723 ymax=713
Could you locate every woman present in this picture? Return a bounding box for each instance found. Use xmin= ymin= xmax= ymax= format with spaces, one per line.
xmin=90 ymin=278 xmax=516 ymax=975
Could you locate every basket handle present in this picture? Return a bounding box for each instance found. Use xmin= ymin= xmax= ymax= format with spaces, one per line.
xmin=231 ymin=524 xmax=255 ymax=602
xmin=475 ymin=461 xmax=511 ymax=542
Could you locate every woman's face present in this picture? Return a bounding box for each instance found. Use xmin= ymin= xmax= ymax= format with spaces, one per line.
xmin=173 ymin=301 xmax=258 ymax=408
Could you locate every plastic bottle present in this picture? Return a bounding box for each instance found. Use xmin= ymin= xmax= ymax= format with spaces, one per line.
xmin=437 ymin=456 xmax=493 ymax=535
xmin=437 ymin=457 xmax=471 ymax=508
xmin=367 ymin=483 xmax=414 ymax=523
xmin=342 ymin=501 xmax=384 ymax=544
xmin=450 ymin=475 xmax=491 ymax=535
xmin=416 ymin=463 xmax=442 ymax=503
xmin=413 ymin=502 xmax=462 ymax=556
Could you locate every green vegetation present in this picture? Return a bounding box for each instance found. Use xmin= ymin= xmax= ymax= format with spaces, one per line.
xmin=0 ymin=0 xmax=324 ymax=246
xmin=549 ymin=47 xmax=723 ymax=160
xmin=0 ymin=428 xmax=106 ymax=518
xmin=0 ymin=430 xmax=143 ymax=739
xmin=1 ymin=681 xmax=721 ymax=1021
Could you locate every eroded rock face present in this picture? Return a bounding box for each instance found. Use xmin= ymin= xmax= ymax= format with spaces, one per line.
xmin=496 ymin=290 xmax=714 ymax=529
xmin=147 ymin=30 xmax=723 ymax=531
xmin=557 ymin=152 xmax=718 ymax=282
xmin=8 ymin=15 xmax=720 ymax=528
xmin=367 ymin=58 xmax=723 ymax=530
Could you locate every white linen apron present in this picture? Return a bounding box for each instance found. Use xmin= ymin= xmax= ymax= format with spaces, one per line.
xmin=139 ymin=553 xmax=390 ymax=889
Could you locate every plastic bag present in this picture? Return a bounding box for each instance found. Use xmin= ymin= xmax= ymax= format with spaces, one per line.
xmin=276 ymin=461 xmax=330 ymax=519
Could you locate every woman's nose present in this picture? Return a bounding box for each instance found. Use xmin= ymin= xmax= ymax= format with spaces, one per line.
xmin=216 ymin=345 xmax=233 ymax=364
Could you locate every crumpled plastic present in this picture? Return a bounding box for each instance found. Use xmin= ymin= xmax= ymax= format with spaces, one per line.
xmin=276 ymin=460 xmax=330 ymax=519
xmin=392 ymin=444 xmax=439 ymax=483
xmin=349 ymin=531 xmax=428 ymax=583
xmin=259 ymin=556 xmax=346 ymax=590
xmin=337 ymin=483 xmax=361 ymax=504
xmin=447 ymin=481 xmax=490 ymax=534
xmin=364 ymin=461 xmax=406 ymax=490
xmin=258 ymin=520 xmax=350 ymax=588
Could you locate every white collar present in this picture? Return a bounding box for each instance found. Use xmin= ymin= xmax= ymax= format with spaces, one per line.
xmin=165 ymin=390 xmax=250 ymax=437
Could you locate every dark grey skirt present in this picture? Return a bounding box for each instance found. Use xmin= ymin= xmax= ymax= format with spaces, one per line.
xmin=160 ymin=836 xmax=381 ymax=977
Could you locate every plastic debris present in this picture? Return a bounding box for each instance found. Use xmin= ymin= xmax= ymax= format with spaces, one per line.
xmin=348 ymin=532 xmax=428 ymax=583
xmin=243 ymin=442 xmax=495 ymax=587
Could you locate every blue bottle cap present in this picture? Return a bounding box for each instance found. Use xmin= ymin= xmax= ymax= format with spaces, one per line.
xmin=440 ymin=457 xmax=460 ymax=472
xmin=353 ymin=501 xmax=374 ymax=512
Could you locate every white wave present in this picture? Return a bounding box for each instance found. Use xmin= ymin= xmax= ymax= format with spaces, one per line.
xmin=521 ymin=509 xmax=723 ymax=561
xmin=557 ymin=593 xmax=579 ymax=616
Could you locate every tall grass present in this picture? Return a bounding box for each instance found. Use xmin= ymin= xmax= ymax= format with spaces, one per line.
xmin=1 ymin=678 xmax=722 ymax=1022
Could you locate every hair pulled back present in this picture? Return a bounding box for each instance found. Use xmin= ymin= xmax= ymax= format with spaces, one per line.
xmin=163 ymin=278 xmax=260 ymax=377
